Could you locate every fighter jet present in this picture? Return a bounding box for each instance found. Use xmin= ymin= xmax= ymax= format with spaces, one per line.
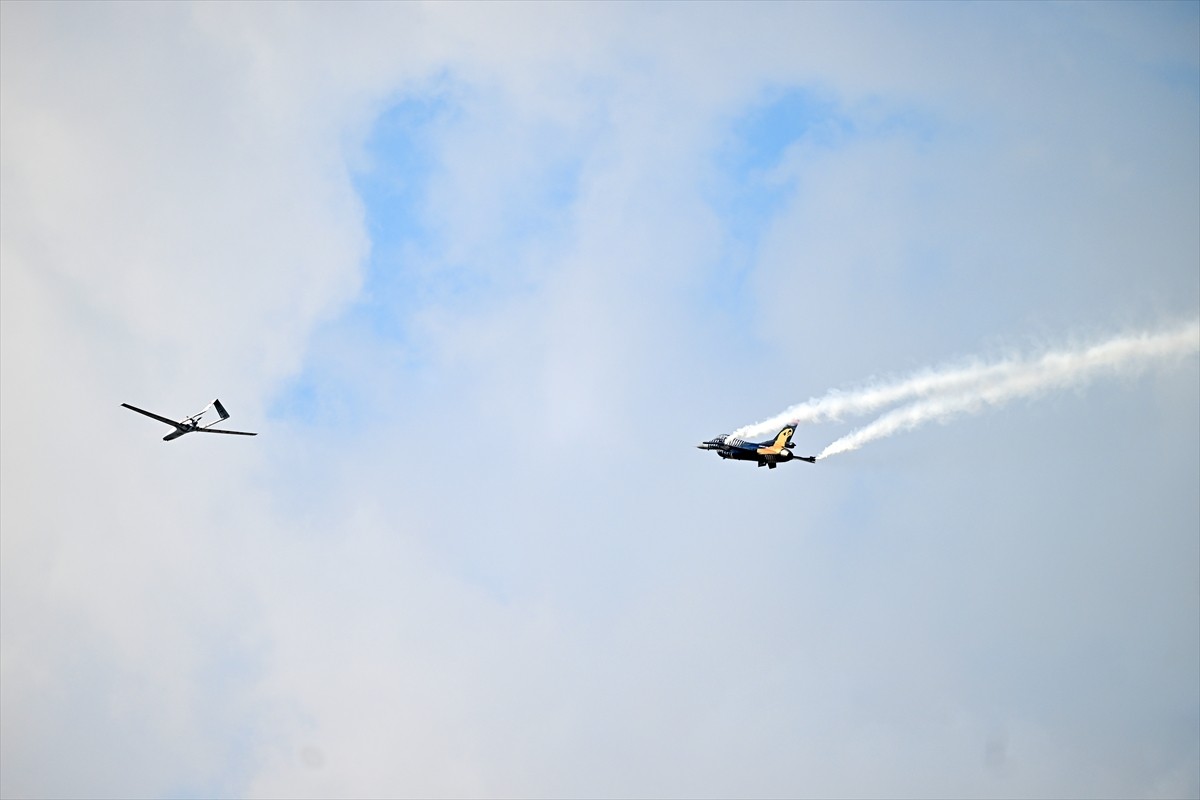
xmin=697 ymin=425 xmax=816 ymax=469
xmin=121 ymin=399 xmax=257 ymax=441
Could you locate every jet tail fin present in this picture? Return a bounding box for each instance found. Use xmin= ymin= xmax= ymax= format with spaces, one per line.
xmin=759 ymin=426 xmax=797 ymax=455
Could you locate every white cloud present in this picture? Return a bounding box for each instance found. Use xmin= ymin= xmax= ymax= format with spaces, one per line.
xmin=2 ymin=3 xmax=1196 ymax=799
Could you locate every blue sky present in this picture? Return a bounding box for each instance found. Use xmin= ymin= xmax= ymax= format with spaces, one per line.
xmin=3 ymin=3 xmax=1199 ymax=799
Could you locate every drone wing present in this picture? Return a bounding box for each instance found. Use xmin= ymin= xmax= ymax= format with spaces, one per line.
xmin=193 ymin=427 xmax=257 ymax=436
xmin=122 ymin=403 xmax=183 ymax=429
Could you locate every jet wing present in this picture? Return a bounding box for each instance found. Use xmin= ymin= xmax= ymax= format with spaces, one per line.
xmin=193 ymin=428 xmax=257 ymax=436
xmin=122 ymin=403 xmax=183 ymax=429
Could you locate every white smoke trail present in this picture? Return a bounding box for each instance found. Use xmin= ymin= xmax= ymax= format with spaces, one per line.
xmin=728 ymin=357 xmax=1022 ymax=442
xmin=818 ymin=320 xmax=1198 ymax=458
xmin=727 ymin=320 xmax=1199 ymax=458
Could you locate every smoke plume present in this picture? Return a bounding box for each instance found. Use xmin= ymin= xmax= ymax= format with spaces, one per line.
xmin=727 ymin=320 xmax=1200 ymax=460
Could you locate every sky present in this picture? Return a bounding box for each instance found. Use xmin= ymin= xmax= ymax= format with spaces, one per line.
xmin=1 ymin=2 xmax=1198 ymax=799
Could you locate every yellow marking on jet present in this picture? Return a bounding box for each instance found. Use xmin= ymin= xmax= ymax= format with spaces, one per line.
xmin=756 ymin=426 xmax=794 ymax=455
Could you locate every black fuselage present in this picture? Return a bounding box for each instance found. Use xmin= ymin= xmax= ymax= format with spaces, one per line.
xmin=717 ymin=447 xmax=812 ymax=468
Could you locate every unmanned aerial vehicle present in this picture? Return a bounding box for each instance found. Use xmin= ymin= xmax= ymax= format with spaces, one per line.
xmin=122 ymin=399 xmax=257 ymax=441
